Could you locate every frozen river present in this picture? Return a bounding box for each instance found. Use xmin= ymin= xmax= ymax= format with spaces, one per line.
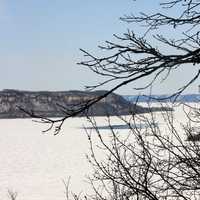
xmin=0 ymin=103 xmax=197 ymax=200
xmin=0 ymin=116 xmax=97 ymax=200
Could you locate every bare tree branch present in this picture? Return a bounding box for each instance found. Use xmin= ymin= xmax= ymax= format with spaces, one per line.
xmin=22 ymin=0 xmax=200 ymax=134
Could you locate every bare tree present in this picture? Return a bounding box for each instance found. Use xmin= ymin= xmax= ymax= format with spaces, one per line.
xmin=22 ymin=0 xmax=200 ymax=134
xmin=18 ymin=1 xmax=200 ymax=199
xmin=79 ymin=0 xmax=200 ymax=95
xmin=81 ymin=104 xmax=200 ymax=200
xmin=7 ymin=190 xmax=17 ymax=200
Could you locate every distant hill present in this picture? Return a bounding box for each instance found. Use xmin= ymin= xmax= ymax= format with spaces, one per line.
xmin=0 ymin=89 xmax=149 ymax=119
xmin=124 ymin=94 xmax=200 ymax=103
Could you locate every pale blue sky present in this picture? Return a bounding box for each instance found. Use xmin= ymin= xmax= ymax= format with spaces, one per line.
xmin=0 ymin=0 xmax=198 ymax=95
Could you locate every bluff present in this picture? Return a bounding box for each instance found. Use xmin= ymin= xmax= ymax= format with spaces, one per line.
xmin=0 ymin=89 xmax=149 ymax=118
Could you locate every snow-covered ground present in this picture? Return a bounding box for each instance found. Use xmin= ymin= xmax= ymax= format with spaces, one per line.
xmin=0 ymin=103 xmax=198 ymax=200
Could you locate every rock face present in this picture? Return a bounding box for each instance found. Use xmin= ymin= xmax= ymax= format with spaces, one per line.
xmin=0 ymin=89 xmax=148 ymax=118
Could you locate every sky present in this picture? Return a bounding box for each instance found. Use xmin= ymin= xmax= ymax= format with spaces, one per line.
xmin=0 ymin=0 xmax=199 ymax=95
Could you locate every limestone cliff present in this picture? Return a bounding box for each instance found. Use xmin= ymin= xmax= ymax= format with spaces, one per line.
xmin=0 ymin=89 xmax=148 ymax=118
